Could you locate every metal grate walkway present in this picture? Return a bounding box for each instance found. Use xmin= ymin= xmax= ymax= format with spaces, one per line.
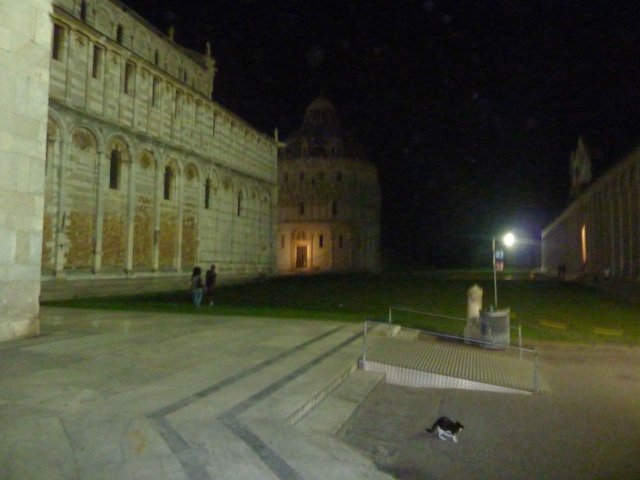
xmin=365 ymin=334 xmax=546 ymax=393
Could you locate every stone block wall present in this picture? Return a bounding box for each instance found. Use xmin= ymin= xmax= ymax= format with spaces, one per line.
xmin=0 ymin=0 xmax=52 ymax=340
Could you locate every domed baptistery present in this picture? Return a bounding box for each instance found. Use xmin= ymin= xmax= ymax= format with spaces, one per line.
xmin=277 ymin=97 xmax=380 ymax=272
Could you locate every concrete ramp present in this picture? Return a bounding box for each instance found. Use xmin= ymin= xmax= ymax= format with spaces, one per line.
xmin=364 ymin=333 xmax=547 ymax=394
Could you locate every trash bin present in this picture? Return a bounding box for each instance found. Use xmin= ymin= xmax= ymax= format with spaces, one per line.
xmin=479 ymin=308 xmax=510 ymax=347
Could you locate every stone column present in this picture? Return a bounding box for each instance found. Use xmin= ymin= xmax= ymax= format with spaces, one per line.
xmin=152 ymin=162 xmax=162 ymax=271
xmin=92 ymin=149 xmax=105 ymax=272
xmin=53 ymin=134 xmax=68 ymax=276
xmin=175 ymin=166 xmax=184 ymax=271
xmin=125 ymin=158 xmax=136 ymax=272
xmin=0 ymin=0 xmax=53 ymax=341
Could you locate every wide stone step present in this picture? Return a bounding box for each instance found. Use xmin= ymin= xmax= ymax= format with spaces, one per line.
xmin=246 ymin=418 xmax=393 ymax=480
xmin=296 ymin=370 xmax=385 ymax=436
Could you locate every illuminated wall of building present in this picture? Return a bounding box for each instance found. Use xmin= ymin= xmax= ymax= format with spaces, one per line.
xmin=542 ymin=143 xmax=640 ymax=280
xmin=41 ymin=0 xmax=277 ymax=299
xmin=277 ymin=97 xmax=380 ymax=273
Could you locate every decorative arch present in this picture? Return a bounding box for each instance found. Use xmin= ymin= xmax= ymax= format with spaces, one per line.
xmin=182 ymin=161 xmax=201 ymax=268
xmin=71 ymin=126 xmax=99 ymax=153
xmin=41 ymin=115 xmax=66 ymax=272
xmin=184 ymin=162 xmax=200 ymax=184
xmin=104 ymin=135 xmax=131 ymax=193
xmin=137 ymin=148 xmax=155 ymax=170
xmin=100 ymin=136 xmax=132 ymax=269
xmin=222 ymin=175 xmax=233 ymax=192
xmin=105 ymin=134 xmax=132 ymax=161
xmin=66 ymin=126 xmax=100 ymax=269
xmin=133 ymin=148 xmax=157 ymax=269
xmin=158 ymin=156 xmax=181 ymax=269
xmin=162 ymin=156 xmax=180 ymax=201
xmin=47 ymin=110 xmax=67 ymax=142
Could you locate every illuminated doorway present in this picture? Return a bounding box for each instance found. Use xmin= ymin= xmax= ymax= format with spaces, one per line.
xmin=296 ymin=245 xmax=307 ymax=268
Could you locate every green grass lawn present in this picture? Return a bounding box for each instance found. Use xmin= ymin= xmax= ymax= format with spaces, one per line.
xmin=44 ymin=271 xmax=640 ymax=345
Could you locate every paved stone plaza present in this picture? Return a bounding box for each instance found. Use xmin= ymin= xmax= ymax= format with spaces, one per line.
xmin=3 ymin=308 xmax=639 ymax=480
xmin=0 ymin=308 xmax=389 ymax=480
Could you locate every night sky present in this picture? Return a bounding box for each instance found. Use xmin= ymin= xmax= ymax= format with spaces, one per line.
xmin=124 ymin=0 xmax=640 ymax=267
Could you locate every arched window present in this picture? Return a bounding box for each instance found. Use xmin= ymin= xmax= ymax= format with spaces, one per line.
xmin=116 ymin=24 xmax=123 ymax=44
xmin=204 ymin=178 xmax=211 ymax=209
xmin=332 ymin=201 xmax=338 ymax=216
xmin=52 ymin=24 xmax=65 ymax=61
xmin=154 ymin=50 xmax=159 ymax=65
xmin=237 ymin=191 xmax=243 ymax=216
xmin=299 ymin=202 xmax=305 ymax=215
xmin=80 ymin=0 xmax=87 ymax=21
xmin=174 ymin=90 xmax=182 ymax=117
xmin=163 ymin=166 xmax=173 ymax=200
xmin=109 ymin=150 xmax=120 ymax=190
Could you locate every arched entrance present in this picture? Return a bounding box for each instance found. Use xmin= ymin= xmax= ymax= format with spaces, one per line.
xmin=292 ymin=231 xmax=310 ymax=270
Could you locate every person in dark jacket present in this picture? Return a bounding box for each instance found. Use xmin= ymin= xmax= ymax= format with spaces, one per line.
xmin=205 ymin=264 xmax=217 ymax=306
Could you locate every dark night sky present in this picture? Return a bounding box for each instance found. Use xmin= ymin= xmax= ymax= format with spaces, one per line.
xmin=124 ymin=0 xmax=640 ymax=267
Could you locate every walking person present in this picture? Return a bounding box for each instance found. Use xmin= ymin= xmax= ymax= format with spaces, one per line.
xmin=205 ymin=264 xmax=217 ymax=306
xmin=191 ymin=266 xmax=204 ymax=307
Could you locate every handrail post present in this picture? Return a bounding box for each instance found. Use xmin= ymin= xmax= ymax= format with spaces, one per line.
xmin=388 ymin=307 xmax=392 ymax=325
xmin=518 ymin=324 xmax=522 ymax=359
xmin=533 ymin=350 xmax=538 ymax=393
xmin=362 ymin=321 xmax=368 ymax=368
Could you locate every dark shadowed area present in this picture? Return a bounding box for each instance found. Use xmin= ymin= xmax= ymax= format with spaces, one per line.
xmin=123 ymin=0 xmax=640 ymax=267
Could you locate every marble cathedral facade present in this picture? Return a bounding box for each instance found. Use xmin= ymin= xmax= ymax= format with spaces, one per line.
xmin=277 ymin=97 xmax=380 ymax=273
xmin=41 ymin=0 xmax=278 ymax=298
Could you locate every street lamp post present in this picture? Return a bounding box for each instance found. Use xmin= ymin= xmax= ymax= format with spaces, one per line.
xmin=492 ymin=232 xmax=515 ymax=309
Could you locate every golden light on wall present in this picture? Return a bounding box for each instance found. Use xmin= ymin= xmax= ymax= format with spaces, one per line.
xmin=581 ymin=225 xmax=587 ymax=263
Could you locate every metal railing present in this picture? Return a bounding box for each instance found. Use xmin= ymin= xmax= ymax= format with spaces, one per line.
xmin=388 ymin=305 xmax=523 ymax=351
xmin=363 ymin=319 xmax=540 ymax=393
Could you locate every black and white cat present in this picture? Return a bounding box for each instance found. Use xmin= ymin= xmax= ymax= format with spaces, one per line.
xmin=426 ymin=417 xmax=464 ymax=443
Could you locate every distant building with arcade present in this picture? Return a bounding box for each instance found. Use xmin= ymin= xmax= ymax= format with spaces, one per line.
xmin=277 ymin=97 xmax=380 ymax=273
xmin=542 ymin=136 xmax=640 ymax=284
